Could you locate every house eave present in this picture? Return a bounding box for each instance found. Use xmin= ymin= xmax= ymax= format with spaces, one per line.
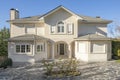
xmin=7 ymin=20 xmax=44 ymax=23
xmin=78 ymin=20 xmax=112 ymax=24
xmin=74 ymin=38 xmax=112 ymax=41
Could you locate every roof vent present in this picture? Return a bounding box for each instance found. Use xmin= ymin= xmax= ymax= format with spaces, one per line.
xmin=96 ymin=16 xmax=100 ymax=18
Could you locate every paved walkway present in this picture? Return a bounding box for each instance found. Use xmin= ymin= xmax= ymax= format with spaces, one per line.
xmin=0 ymin=61 xmax=120 ymax=80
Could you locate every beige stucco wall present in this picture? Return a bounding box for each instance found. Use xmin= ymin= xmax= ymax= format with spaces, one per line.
xmin=75 ymin=41 xmax=89 ymax=62
xmin=75 ymin=40 xmax=111 ymax=62
xmin=8 ymin=40 xmax=49 ymax=62
xmin=10 ymin=23 xmax=44 ymax=37
xmin=44 ymin=8 xmax=78 ymax=42
xmin=8 ymin=41 xmax=35 ymax=63
xmin=78 ymin=23 xmax=107 ymax=36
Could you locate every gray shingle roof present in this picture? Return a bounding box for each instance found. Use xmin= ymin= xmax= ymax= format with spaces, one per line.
xmin=8 ymin=34 xmax=49 ymax=41
xmin=78 ymin=15 xmax=112 ymax=23
xmin=75 ymin=34 xmax=111 ymax=40
xmin=7 ymin=6 xmax=112 ymax=23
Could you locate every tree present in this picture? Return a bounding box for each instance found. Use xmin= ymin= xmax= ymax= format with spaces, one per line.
xmin=108 ymin=21 xmax=120 ymax=38
xmin=0 ymin=27 xmax=10 ymax=56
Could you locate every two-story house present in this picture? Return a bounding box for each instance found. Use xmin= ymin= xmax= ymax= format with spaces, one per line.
xmin=8 ymin=5 xmax=112 ymax=63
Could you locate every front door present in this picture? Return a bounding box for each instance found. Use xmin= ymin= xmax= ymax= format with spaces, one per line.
xmin=60 ymin=44 xmax=64 ymax=55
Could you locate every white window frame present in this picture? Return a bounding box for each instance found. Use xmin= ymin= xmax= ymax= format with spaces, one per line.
xmin=91 ymin=42 xmax=106 ymax=53
xmin=36 ymin=43 xmax=45 ymax=53
xmin=15 ymin=44 xmax=31 ymax=54
xmin=51 ymin=26 xmax=55 ymax=33
xmin=57 ymin=21 xmax=64 ymax=33
xmin=67 ymin=23 xmax=74 ymax=34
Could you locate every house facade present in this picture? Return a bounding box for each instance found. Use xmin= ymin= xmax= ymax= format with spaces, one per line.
xmin=8 ymin=6 xmax=112 ymax=63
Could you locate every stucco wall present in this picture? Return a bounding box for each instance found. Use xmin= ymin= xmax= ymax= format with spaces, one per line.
xmin=10 ymin=23 xmax=45 ymax=37
xmin=8 ymin=40 xmax=49 ymax=62
xmin=44 ymin=8 xmax=78 ymax=43
xmin=75 ymin=40 xmax=111 ymax=62
xmin=8 ymin=42 xmax=35 ymax=63
xmin=75 ymin=41 xmax=89 ymax=62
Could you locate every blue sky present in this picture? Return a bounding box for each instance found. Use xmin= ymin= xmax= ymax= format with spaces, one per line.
xmin=0 ymin=0 xmax=120 ymax=36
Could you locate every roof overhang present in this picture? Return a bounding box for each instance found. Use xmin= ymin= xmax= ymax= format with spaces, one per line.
xmin=7 ymin=20 xmax=44 ymax=23
xmin=8 ymin=34 xmax=49 ymax=42
xmin=78 ymin=19 xmax=112 ymax=24
xmin=39 ymin=5 xmax=83 ymax=20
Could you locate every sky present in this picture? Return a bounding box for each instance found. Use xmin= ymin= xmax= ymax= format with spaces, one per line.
xmin=0 ymin=0 xmax=120 ymax=36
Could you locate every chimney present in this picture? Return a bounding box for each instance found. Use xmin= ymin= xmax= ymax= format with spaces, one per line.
xmin=96 ymin=16 xmax=100 ymax=18
xmin=10 ymin=8 xmax=19 ymax=20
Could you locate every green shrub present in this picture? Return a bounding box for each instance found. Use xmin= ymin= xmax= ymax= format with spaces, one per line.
xmin=42 ymin=58 xmax=80 ymax=78
xmin=112 ymin=41 xmax=120 ymax=59
xmin=0 ymin=58 xmax=12 ymax=69
xmin=42 ymin=59 xmax=54 ymax=75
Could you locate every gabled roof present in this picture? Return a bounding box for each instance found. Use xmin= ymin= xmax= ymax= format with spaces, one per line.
xmin=38 ymin=5 xmax=82 ymax=19
xmin=8 ymin=34 xmax=49 ymax=41
xmin=75 ymin=34 xmax=111 ymax=40
xmin=7 ymin=5 xmax=112 ymax=23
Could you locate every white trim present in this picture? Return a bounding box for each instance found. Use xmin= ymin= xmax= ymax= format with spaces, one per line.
xmin=15 ymin=43 xmax=32 ymax=54
xmin=39 ymin=6 xmax=83 ymax=20
xmin=67 ymin=23 xmax=74 ymax=34
xmin=36 ymin=42 xmax=45 ymax=53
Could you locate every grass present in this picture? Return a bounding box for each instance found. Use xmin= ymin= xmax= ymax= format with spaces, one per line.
xmin=115 ymin=59 xmax=120 ymax=63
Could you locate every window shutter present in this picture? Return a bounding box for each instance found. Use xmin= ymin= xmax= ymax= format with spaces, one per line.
xmin=67 ymin=23 xmax=73 ymax=34
xmin=51 ymin=26 xmax=55 ymax=33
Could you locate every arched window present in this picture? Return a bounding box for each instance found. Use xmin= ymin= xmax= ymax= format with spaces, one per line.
xmin=57 ymin=21 xmax=64 ymax=33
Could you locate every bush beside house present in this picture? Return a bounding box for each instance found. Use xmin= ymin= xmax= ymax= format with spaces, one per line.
xmin=112 ymin=40 xmax=120 ymax=59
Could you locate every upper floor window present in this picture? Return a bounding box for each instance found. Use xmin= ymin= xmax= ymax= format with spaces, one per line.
xmin=57 ymin=21 xmax=64 ymax=33
xmin=25 ymin=26 xmax=35 ymax=34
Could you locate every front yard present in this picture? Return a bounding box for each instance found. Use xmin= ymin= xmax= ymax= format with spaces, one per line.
xmin=0 ymin=60 xmax=120 ymax=80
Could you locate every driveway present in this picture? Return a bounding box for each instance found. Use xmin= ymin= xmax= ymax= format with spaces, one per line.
xmin=0 ymin=61 xmax=120 ymax=80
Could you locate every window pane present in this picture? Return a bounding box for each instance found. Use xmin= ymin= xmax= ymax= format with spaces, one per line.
xmin=58 ymin=26 xmax=61 ymax=32
xmin=62 ymin=26 xmax=64 ymax=32
xmin=51 ymin=26 xmax=55 ymax=33
xmin=37 ymin=43 xmax=45 ymax=53
xmin=21 ymin=45 xmax=25 ymax=53
xmin=37 ymin=45 xmax=40 ymax=52
xmin=92 ymin=43 xmax=105 ymax=53
xmin=57 ymin=21 xmax=64 ymax=33
xmin=26 ymin=45 xmax=30 ymax=52
xmin=41 ymin=45 xmax=43 ymax=51
xmin=16 ymin=45 xmax=20 ymax=52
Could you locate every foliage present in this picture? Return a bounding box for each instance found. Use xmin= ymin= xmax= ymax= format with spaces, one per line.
xmin=42 ymin=59 xmax=54 ymax=75
xmin=0 ymin=58 xmax=12 ymax=69
xmin=0 ymin=27 xmax=10 ymax=56
xmin=112 ymin=40 xmax=120 ymax=59
xmin=42 ymin=58 xmax=80 ymax=78
xmin=115 ymin=59 xmax=120 ymax=63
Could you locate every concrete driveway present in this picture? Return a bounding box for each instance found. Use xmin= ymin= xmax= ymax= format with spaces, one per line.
xmin=0 ymin=61 xmax=120 ymax=80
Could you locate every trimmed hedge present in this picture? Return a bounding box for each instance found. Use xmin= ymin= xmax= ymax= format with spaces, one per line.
xmin=112 ymin=40 xmax=120 ymax=59
xmin=0 ymin=58 xmax=12 ymax=69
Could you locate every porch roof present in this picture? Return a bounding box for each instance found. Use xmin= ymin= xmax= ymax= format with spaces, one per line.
xmin=8 ymin=34 xmax=49 ymax=41
xmin=75 ymin=34 xmax=111 ymax=40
